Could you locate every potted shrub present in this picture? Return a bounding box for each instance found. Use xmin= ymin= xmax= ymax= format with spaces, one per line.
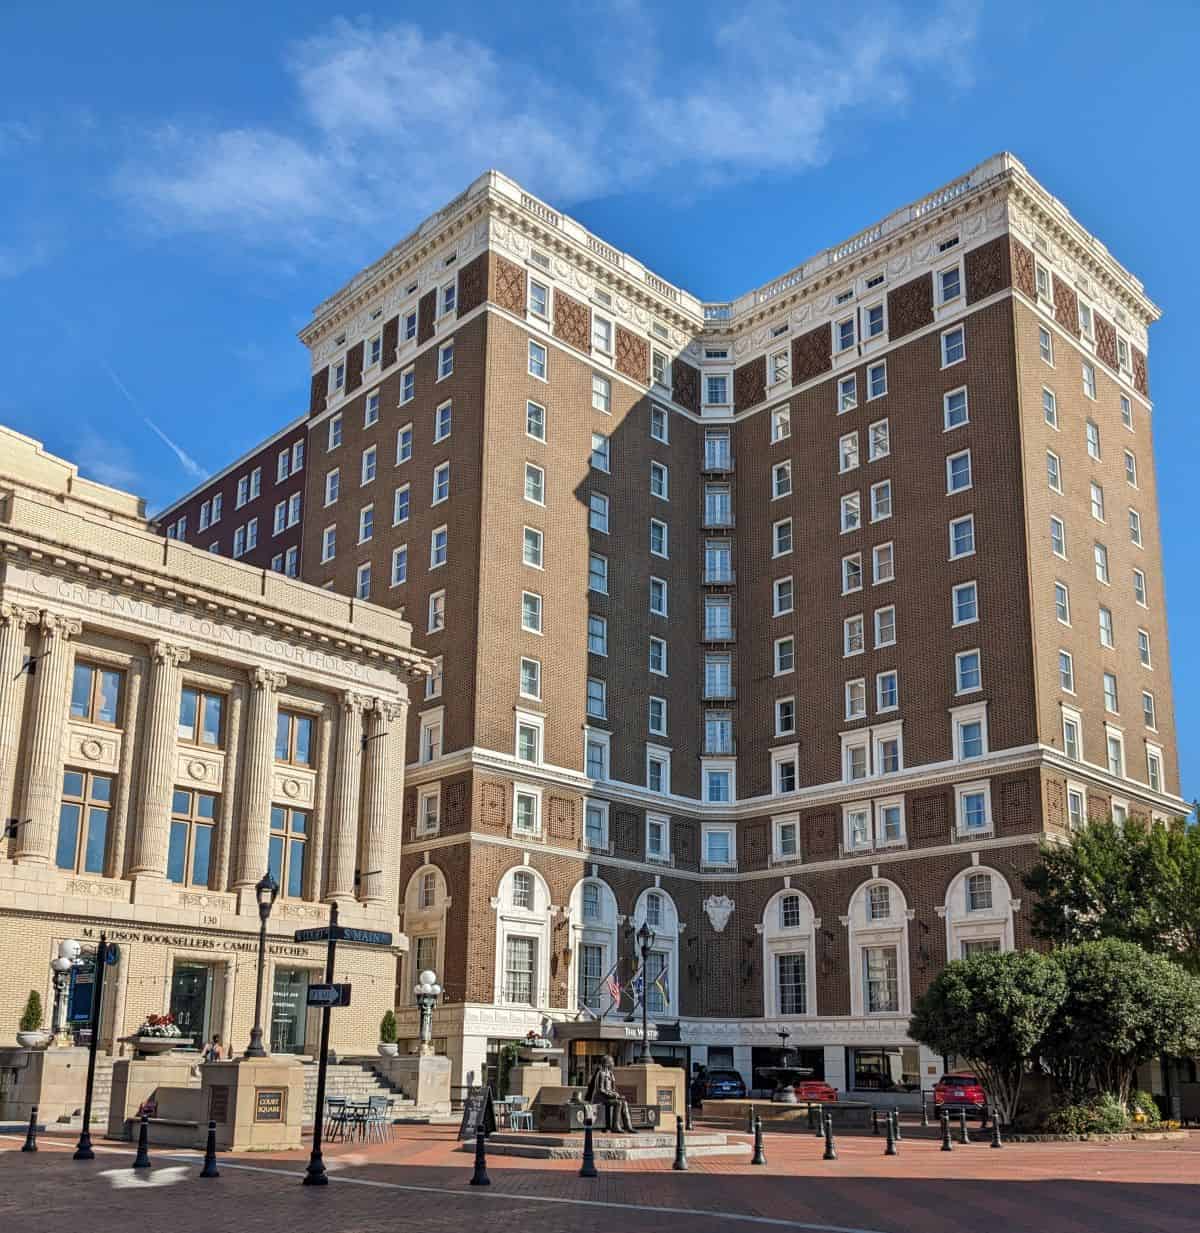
xmin=16 ymin=990 xmax=50 ymax=1048
xmin=378 ymin=1010 xmax=399 ymax=1057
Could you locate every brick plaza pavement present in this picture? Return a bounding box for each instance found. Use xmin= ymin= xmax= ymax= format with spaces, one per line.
xmin=3 ymin=1122 xmax=1198 ymax=1233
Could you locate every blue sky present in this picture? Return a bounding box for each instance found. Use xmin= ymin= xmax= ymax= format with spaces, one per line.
xmin=2 ymin=1 xmax=1197 ymax=799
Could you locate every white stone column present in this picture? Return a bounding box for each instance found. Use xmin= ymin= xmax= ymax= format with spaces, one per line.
xmin=326 ymin=692 xmax=367 ymax=904
xmin=0 ymin=603 xmax=40 ymax=828
xmin=307 ymin=706 xmax=333 ymax=900
xmin=214 ymin=684 xmax=244 ymax=891
xmin=360 ymin=699 xmax=406 ymax=906
xmin=17 ymin=611 xmax=82 ymax=864
xmin=128 ymin=641 xmax=191 ymax=879
xmin=235 ymin=668 xmax=287 ymax=888
xmin=106 ymin=657 xmax=145 ymax=878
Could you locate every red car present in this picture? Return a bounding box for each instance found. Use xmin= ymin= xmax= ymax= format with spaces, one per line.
xmin=933 ymin=1073 xmax=987 ymax=1120
xmin=792 ymin=1081 xmax=838 ymax=1103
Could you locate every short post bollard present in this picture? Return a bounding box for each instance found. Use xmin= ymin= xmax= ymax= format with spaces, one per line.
xmin=990 ymin=1118 xmax=1004 ymax=1149
xmin=469 ymin=1126 xmax=491 ymax=1186
xmin=813 ymin=1103 xmax=824 ymax=1138
xmin=747 ymin=1105 xmax=756 ymax=1135
xmin=199 ymin=1120 xmax=220 ymax=1178
xmin=885 ymin=1111 xmax=897 ymax=1156
xmin=940 ymin=1111 xmax=953 ymax=1152
xmin=959 ymin=1109 xmax=970 ymax=1145
xmin=685 ymin=1101 xmax=693 ymax=1132
xmin=579 ymin=1117 xmax=598 ymax=1179
xmin=751 ymin=1115 xmax=766 ymax=1166
xmin=921 ymin=1099 xmax=930 ymax=1128
xmin=22 ymin=1105 xmax=38 ymax=1153
xmin=892 ymin=1109 xmax=902 ymax=1142
xmin=673 ymin=1115 xmax=689 ymax=1171
xmin=872 ymin=1108 xmax=880 ymax=1136
xmin=822 ymin=1111 xmax=837 ymax=1161
xmin=132 ymin=1114 xmax=152 ymax=1170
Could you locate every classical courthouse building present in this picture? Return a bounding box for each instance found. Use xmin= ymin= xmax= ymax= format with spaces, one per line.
xmin=155 ymin=152 xmax=1183 ymax=1098
xmin=0 ymin=428 xmax=429 ymax=1057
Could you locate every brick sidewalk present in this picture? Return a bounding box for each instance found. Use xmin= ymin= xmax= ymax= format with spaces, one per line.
xmin=3 ymin=1124 xmax=1198 ymax=1233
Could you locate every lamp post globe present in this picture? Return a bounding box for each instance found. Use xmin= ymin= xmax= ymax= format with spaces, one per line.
xmin=245 ymin=869 xmax=279 ymax=1058
xmin=58 ymin=938 xmax=82 ymax=962
xmin=50 ymin=947 xmax=80 ymax=1041
xmin=414 ymin=971 xmax=441 ymax=1056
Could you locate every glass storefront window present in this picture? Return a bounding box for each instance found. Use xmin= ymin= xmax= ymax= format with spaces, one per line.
xmin=849 ymin=1046 xmax=921 ymax=1092
xmin=271 ymin=968 xmax=310 ymax=1053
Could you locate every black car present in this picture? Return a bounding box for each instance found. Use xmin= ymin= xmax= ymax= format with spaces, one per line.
xmin=703 ymin=1069 xmax=747 ymax=1099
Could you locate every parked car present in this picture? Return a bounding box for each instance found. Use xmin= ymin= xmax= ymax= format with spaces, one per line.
xmin=792 ymin=1080 xmax=838 ymax=1103
xmin=703 ymin=1069 xmax=747 ymax=1099
xmin=933 ymin=1073 xmax=988 ymax=1120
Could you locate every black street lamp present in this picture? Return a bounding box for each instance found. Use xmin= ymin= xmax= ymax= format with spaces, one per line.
xmin=636 ymin=921 xmax=655 ymax=1064
xmin=245 ymin=869 xmax=279 ymax=1058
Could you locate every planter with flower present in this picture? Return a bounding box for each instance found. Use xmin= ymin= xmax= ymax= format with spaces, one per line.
xmin=127 ymin=1013 xmax=185 ymax=1054
xmin=517 ymin=1028 xmax=561 ymax=1063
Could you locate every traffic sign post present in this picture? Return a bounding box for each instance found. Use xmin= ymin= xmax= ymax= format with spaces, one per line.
xmin=306 ymin=983 xmax=352 ymax=1008
xmin=302 ymin=903 xmax=339 ymax=1187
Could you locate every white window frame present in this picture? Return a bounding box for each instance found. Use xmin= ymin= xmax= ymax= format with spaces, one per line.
xmin=952 ymin=700 xmax=989 ymax=762
xmin=955 ymin=781 xmax=993 ymax=837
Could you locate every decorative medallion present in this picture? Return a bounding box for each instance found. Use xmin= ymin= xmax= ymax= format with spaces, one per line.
xmin=187 ymin=759 xmax=208 ymax=780
xmin=703 ymin=894 xmax=735 ymax=933
xmin=81 ymin=738 xmax=103 ymax=761
xmin=282 ymin=778 xmax=301 ymax=799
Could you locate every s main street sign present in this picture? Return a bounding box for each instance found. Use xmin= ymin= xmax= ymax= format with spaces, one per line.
xmin=293 ymin=926 xmax=394 ymax=947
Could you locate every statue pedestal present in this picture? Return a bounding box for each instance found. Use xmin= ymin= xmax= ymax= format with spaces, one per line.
xmin=374 ymin=1053 xmax=451 ymax=1115
xmin=0 ymin=1046 xmax=90 ymax=1126
xmin=508 ymin=1054 xmax=563 ymax=1107
xmin=614 ymin=1062 xmax=686 ymax=1119
xmin=107 ymin=1053 xmax=200 ymax=1140
xmin=200 ymin=1056 xmax=305 ymax=1151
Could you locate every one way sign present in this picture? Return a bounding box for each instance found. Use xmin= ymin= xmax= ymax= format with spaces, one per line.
xmin=306 ymin=983 xmax=352 ymax=1008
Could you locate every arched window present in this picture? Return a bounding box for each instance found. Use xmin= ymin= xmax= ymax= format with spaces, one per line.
xmin=568 ymin=878 xmax=619 ymax=1014
xmin=493 ymin=865 xmax=552 ymax=1009
xmin=762 ymin=888 xmax=817 ymax=1018
xmin=846 ymin=878 xmax=911 ymax=1017
xmin=631 ymin=887 xmax=679 ymax=1018
xmin=402 ymin=864 xmax=449 ymax=1005
xmin=941 ymin=866 xmax=1016 ymax=959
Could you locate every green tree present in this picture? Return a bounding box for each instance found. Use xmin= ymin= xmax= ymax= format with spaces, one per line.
xmin=19 ymin=990 xmax=44 ymax=1033
xmin=1043 ymin=939 xmax=1200 ymax=1107
xmin=909 ymin=949 xmax=1066 ymax=1125
xmin=1024 ymin=818 xmax=1200 ymax=973
xmin=379 ymin=1009 xmax=397 ymax=1044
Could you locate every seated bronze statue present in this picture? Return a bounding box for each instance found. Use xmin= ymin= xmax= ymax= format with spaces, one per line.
xmin=584 ymin=1054 xmax=635 ymax=1133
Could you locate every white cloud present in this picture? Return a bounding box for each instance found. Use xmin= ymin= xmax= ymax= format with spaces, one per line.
xmin=116 ymin=2 xmax=979 ymax=244
xmin=74 ymin=430 xmax=142 ymax=491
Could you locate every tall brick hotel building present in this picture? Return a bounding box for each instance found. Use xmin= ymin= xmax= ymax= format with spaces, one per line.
xmin=157 ymin=153 xmax=1183 ymax=1098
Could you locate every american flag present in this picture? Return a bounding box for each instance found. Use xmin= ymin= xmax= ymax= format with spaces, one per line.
xmin=606 ymin=973 xmax=622 ymax=1003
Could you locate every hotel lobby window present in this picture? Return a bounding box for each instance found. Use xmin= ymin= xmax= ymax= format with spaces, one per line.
xmin=167 ymin=788 xmax=217 ymax=887
xmin=269 ymin=805 xmax=308 ymax=898
xmin=275 ymin=710 xmax=314 ymax=765
xmin=56 ymin=770 xmax=112 ymax=874
xmin=70 ymin=662 xmax=122 ymax=726
xmin=178 ymin=687 xmax=225 ymax=746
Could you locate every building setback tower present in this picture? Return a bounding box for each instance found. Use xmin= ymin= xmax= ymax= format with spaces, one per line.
xmin=157 ymin=154 xmax=1183 ymax=1093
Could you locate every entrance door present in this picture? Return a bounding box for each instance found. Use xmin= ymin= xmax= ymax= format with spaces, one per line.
xmin=170 ymin=963 xmax=211 ymax=1049
xmin=270 ymin=968 xmax=310 ymax=1053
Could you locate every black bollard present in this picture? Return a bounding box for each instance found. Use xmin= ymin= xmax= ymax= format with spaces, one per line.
xmin=751 ymin=1115 xmax=766 ymax=1166
xmin=990 ymin=1117 xmax=1003 ymax=1149
xmin=892 ymin=1109 xmax=902 ymax=1142
xmin=813 ymin=1103 xmax=824 ymax=1138
xmin=822 ymin=1111 xmax=837 ymax=1161
xmin=921 ymin=1099 xmax=930 ymax=1128
xmin=885 ymin=1111 xmax=897 ymax=1156
xmin=132 ymin=1114 xmax=152 ymax=1170
xmin=673 ymin=1115 xmax=689 ymax=1171
xmin=872 ymin=1108 xmax=880 ymax=1136
xmin=199 ymin=1120 xmax=220 ymax=1178
xmin=959 ymin=1109 xmax=970 ymax=1145
xmin=469 ymin=1125 xmax=491 ymax=1186
xmin=940 ymin=1111 xmax=953 ymax=1152
xmin=22 ymin=1105 xmax=38 ymax=1152
xmin=685 ymin=1100 xmax=693 ymax=1132
xmin=747 ymin=1105 xmax=756 ymax=1135
xmin=579 ymin=1117 xmax=598 ymax=1179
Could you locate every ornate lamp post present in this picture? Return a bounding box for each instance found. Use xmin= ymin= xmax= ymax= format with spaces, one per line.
xmin=413 ymin=970 xmax=442 ymax=1057
xmin=245 ymin=869 xmax=279 ymax=1058
xmin=636 ymin=921 xmax=655 ymax=1064
xmin=50 ymin=939 xmax=82 ymax=1044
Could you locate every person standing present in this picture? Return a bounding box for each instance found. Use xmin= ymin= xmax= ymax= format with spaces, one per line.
xmin=203 ymin=1034 xmax=225 ymax=1062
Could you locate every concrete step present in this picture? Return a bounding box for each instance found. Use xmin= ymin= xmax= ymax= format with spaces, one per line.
xmin=475 ymin=1131 xmax=751 ymax=1161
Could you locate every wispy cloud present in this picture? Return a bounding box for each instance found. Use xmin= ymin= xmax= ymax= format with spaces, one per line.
xmin=115 ymin=2 xmax=980 ymax=245
xmin=74 ymin=430 xmax=142 ymax=491
xmin=98 ymin=359 xmax=207 ymax=481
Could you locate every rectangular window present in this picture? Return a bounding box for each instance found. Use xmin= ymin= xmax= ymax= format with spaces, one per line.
xmin=521 ymin=591 xmax=542 ymax=634
xmin=526 ymin=400 xmax=546 ymax=441
xmin=1047 ymin=450 xmax=1062 ymax=493
xmin=1055 ymin=581 xmax=1071 ymax=624
xmin=870 ymin=480 xmax=891 ymax=521
xmin=396 ymin=424 xmax=413 ymax=463
xmin=651 ymin=405 xmax=669 ymax=442
xmin=1106 ymin=732 xmax=1124 ymax=777
xmin=1143 ymin=691 xmax=1157 ymax=730
xmin=845 ymin=678 xmax=867 ymax=720
xmin=438 ymin=341 xmax=454 ymax=379
xmin=529 ymin=340 xmax=547 ymax=380
xmin=1147 ymin=748 xmax=1162 ymax=792
xmin=364 ymin=390 xmax=380 ymax=427
xmin=1063 ymin=715 xmax=1080 ymax=761
xmin=652 ymin=349 xmax=671 ymax=388
xmin=773 ymin=577 xmax=794 ymax=616
xmin=649 ymin=576 xmax=668 ymax=616
xmin=1038 ymin=326 xmax=1053 ymax=364
xmin=1050 ymin=516 xmax=1066 ymax=557
xmin=704 ymin=653 xmax=732 ymax=699
xmin=873 ymin=542 xmax=894 ymax=584
xmin=876 ymin=670 xmax=899 ymax=712
xmin=55 ymin=770 xmax=112 ymax=874
xmin=592 ymin=313 xmax=613 ymax=354
xmin=586 ymin=677 xmax=607 ymax=718
xmin=1121 ymin=395 xmax=1133 ymax=430
xmin=399 ymin=366 xmax=415 ymax=404
xmin=585 ymin=731 xmax=608 ymax=779
xmin=355 ymin=562 xmax=371 ymax=599
xmin=939 ymin=264 xmax=962 ymax=303
xmin=178 ymin=687 xmax=224 ymax=747
xmin=956 ymin=649 xmax=981 ymax=694
xmin=1059 ymin=650 xmax=1074 ymax=692
xmin=775 ymin=636 xmax=795 ymax=675
xmin=705 ymin=373 xmax=729 ymax=405
xmin=649 ymin=518 xmax=668 ymax=557
xmin=434 ymin=400 xmax=452 ymax=442
xmin=585 ymin=802 xmax=609 ymax=850
xmin=771 ymin=462 xmax=791 ymax=499
xmin=320 ymin=525 xmax=336 ymax=562
xmin=587 ymin=614 xmax=607 ymax=655
xmin=775 ymin=696 xmax=796 ymax=736
xmin=1094 ymin=542 xmax=1110 ymax=585
xmin=70 ymin=663 xmax=123 ymax=726
xmin=1067 ymin=787 xmax=1085 ymax=828
xmin=841 ymin=492 xmax=861 ymax=533
xmin=838 ymin=374 xmax=857 ymax=413
xmin=428 ymin=590 xmax=445 ymax=633
xmin=649 ymin=696 xmax=667 ymax=736
xmin=1137 ymin=628 xmax=1152 ymax=667
xmin=393 ymin=484 xmax=410 ymax=524
xmin=874 ymin=605 xmax=896 ymax=648
xmin=941 ymin=325 xmax=965 ymax=366
xmin=1099 ymin=606 xmax=1114 ymax=647
xmin=868 ymin=418 xmax=889 ymax=459
xmin=649 ymin=636 xmax=667 ymax=676
xmin=588 ymin=553 xmax=608 ymax=593
xmin=432 ymin=461 xmax=450 ymax=504
xmin=503 ymin=936 xmax=536 ymax=1005
xmin=430 ymin=525 xmax=448 ymax=568
xmin=867 ymin=362 xmax=887 ymax=400
xmin=844 ymin=614 xmax=865 ymax=656
xmin=944 ymin=387 xmax=968 ymax=430
xmin=1086 ymin=419 xmax=1102 ymax=459
xmin=842 ymin=552 xmax=862 ymax=593
xmin=524 ymin=462 xmax=545 ymax=505
xmin=529 ymin=279 xmax=549 ymax=318
xmin=865 ymin=302 xmax=885 ymax=338
xmin=167 ymin=788 xmax=217 ymax=888
xmin=1091 ymin=482 xmax=1106 ymax=523
xmin=839 ymin=432 xmax=859 ymax=473
xmin=1082 ymin=361 xmax=1097 ymax=400
xmin=592 ymin=373 xmax=612 ymax=413
xmin=523 ymin=527 xmax=544 ymax=568
xmin=950 ymin=514 xmax=975 ymax=559
xmin=836 ymin=316 xmax=856 ymax=352
xmin=360 ymin=445 xmax=377 ymax=486
xmin=864 ymin=947 xmax=899 ymax=1014
xmin=358 ymin=504 xmax=374 ymax=543
xmin=590 ymin=432 xmax=610 ymax=472
xmin=516 ymin=717 xmax=542 ymax=764
xmin=774 ymin=518 xmax=793 ymax=557
xmin=1124 ymin=451 xmax=1138 ymax=487
xmin=589 ymin=492 xmax=610 ymax=533
xmin=1043 ymin=387 xmax=1058 ymax=428
xmin=946 ymin=450 xmax=972 ymax=493
xmin=650 ymin=461 xmax=669 ymax=499
xmin=771 ymin=407 xmax=791 ymax=442
xmin=390 ymin=544 xmax=407 ymax=586
xmin=953 ymin=581 xmax=978 ymax=626
xmin=275 ymin=710 xmax=314 ymax=766
xmin=1129 ymin=508 xmax=1143 ymax=547
xmin=1134 ymin=569 xmax=1147 ymax=606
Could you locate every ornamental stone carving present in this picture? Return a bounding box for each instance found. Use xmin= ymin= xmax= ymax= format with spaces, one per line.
xmin=492 ymin=254 xmax=526 ymax=316
xmin=1011 ymin=238 xmax=1037 ymax=300
xmin=152 ymin=641 xmax=191 ymax=668
xmin=251 ymin=666 xmax=288 ymax=692
xmin=1052 ymin=277 xmax=1079 ymax=337
xmin=964 ymin=235 xmax=1009 ymax=304
xmin=81 ymin=738 xmax=104 ymax=761
xmin=614 ymin=326 xmax=648 ymax=383
xmin=0 ymin=603 xmax=40 ymax=629
xmin=344 ymin=340 xmax=364 ymax=392
xmin=381 ymin=314 xmax=399 ymax=366
xmin=553 ymin=290 xmax=590 ymax=352
xmin=456 ymin=252 xmax=488 ymax=317
xmin=1094 ymin=313 xmax=1118 ymax=370
xmin=1132 ymin=346 xmax=1148 ymax=397
xmin=791 ymin=323 xmax=832 ymax=384
xmin=886 ymin=274 xmax=934 ymax=340
xmin=733 ymin=355 xmax=766 ymax=411
xmin=671 ymin=358 xmax=700 ymax=412
xmin=703 ymin=895 xmax=735 ymax=933
xmin=417 ymin=290 xmax=437 ymax=344
xmin=309 ymin=367 xmax=328 ymax=415
xmin=40 ymin=611 xmax=83 ymax=640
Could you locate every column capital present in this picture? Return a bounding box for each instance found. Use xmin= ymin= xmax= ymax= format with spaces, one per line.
xmin=341 ymin=691 xmax=372 ymax=714
xmin=378 ymin=700 xmax=407 ymax=723
xmin=0 ymin=602 xmax=41 ymax=630
xmin=251 ymin=666 xmax=288 ymax=692
xmin=151 ymin=640 xmax=192 ymax=668
xmin=39 ymin=610 xmax=82 ymax=640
